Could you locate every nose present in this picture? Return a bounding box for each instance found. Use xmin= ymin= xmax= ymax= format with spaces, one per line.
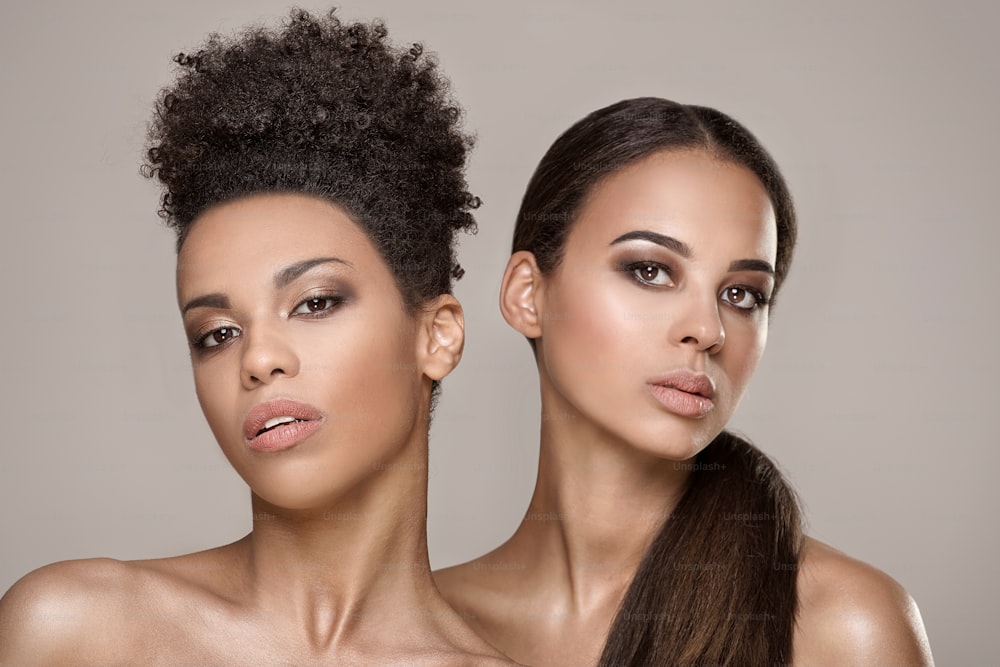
xmin=239 ymin=321 xmax=301 ymax=389
xmin=670 ymin=292 xmax=725 ymax=354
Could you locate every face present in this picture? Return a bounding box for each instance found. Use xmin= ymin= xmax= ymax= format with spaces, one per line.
xmin=176 ymin=193 xmax=435 ymax=511
xmin=529 ymin=149 xmax=777 ymax=461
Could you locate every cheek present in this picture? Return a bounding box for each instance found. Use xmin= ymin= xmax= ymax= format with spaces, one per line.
xmin=191 ymin=359 xmax=240 ymax=449
xmin=302 ymin=312 xmax=422 ymax=425
xmin=720 ymin=319 xmax=768 ymax=395
xmin=540 ymin=276 xmax=646 ymax=386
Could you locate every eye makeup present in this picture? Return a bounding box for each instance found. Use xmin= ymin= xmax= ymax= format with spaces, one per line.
xmin=192 ymin=323 xmax=241 ymax=351
xmin=611 ymin=241 xmax=773 ymax=315
xmin=619 ymin=260 xmax=675 ymax=288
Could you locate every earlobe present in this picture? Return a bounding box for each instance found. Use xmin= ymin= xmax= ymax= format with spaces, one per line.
xmin=419 ymin=295 xmax=465 ymax=381
xmin=499 ymin=251 xmax=543 ymax=339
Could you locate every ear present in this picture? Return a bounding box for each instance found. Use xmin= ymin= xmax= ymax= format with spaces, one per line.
xmin=499 ymin=251 xmax=543 ymax=339
xmin=417 ymin=294 xmax=465 ymax=381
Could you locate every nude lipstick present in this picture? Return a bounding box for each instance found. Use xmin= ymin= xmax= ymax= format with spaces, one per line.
xmin=648 ymin=370 xmax=716 ymax=418
xmin=243 ymin=399 xmax=324 ymax=452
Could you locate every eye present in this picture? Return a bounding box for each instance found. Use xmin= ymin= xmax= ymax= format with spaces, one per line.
xmin=195 ymin=326 xmax=241 ymax=349
xmin=721 ymin=286 xmax=766 ymax=311
xmin=291 ymin=295 xmax=344 ymax=316
xmin=625 ymin=262 xmax=673 ymax=287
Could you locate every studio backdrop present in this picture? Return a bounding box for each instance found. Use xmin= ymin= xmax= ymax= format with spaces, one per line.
xmin=0 ymin=1 xmax=995 ymax=663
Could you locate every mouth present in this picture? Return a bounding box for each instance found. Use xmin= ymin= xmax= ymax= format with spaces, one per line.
xmin=647 ymin=370 xmax=716 ymax=418
xmin=649 ymin=370 xmax=715 ymax=400
xmin=256 ymin=416 xmax=309 ymax=436
xmin=243 ymin=399 xmax=324 ymax=451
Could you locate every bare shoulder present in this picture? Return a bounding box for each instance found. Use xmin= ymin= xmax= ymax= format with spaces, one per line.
xmin=432 ymin=560 xmax=475 ymax=604
xmin=793 ymin=537 xmax=934 ymax=666
xmin=0 ymin=558 xmax=143 ymax=663
xmin=435 ymin=556 xmax=518 ymax=647
xmin=433 ymin=556 xmax=510 ymax=629
xmin=428 ymin=650 xmax=522 ymax=667
xmin=433 ymin=547 xmax=519 ymax=604
xmin=456 ymin=655 xmax=522 ymax=666
xmin=0 ymin=545 xmax=243 ymax=665
xmin=434 ymin=555 xmax=536 ymax=664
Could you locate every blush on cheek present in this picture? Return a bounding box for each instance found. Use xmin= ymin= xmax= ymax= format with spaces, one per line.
xmin=555 ymin=279 xmax=631 ymax=343
xmin=720 ymin=342 xmax=766 ymax=408
xmin=192 ymin=373 xmax=231 ymax=443
xmin=333 ymin=329 xmax=423 ymax=439
xmin=540 ymin=280 xmax=635 ymax=394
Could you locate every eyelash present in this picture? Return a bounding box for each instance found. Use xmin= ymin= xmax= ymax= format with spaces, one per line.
xmin=190 ymin=293 xmax=347 ymax=352
xmin=620 ymin=261 xmax=770 ymax=312
xmin=721 ymin=285 xmax=770 ymax=312
xmin=191 ymin=325 xmax=240 ymax=351
xmin=291 ymin=293 xmax=347 ymax=318
xmin=622 ymin=261 xmax=674 ymax=287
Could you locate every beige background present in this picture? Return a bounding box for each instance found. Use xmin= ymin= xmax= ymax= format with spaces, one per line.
xmin=1 ymin=0 xmax=995 ymax=662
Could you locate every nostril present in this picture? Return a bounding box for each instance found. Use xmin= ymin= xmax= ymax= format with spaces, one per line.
xmin=247 ymin=369 xmax=284 ymax=384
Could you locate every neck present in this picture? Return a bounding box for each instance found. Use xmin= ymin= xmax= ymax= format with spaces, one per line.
xmin=235 ymin=429 xmax=444 ymax=648
xmin=508 ymin=391 xmax=692 ymax=615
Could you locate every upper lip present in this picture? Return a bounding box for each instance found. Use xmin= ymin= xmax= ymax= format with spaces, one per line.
xmin=243 ymin=398 xmax=324 ymax=440
xmin=648 ymin=370 xmax=716 ymax=399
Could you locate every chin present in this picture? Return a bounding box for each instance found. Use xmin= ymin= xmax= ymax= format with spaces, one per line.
xmin=241 ymin=461 xmax=377 ymax=513
xmin=627 ymin=422 xmax=722 ymax=464
xmin=251 ymin=484 xmax=362 ymax=515
xmin=638 ymin=443 xmax=703 ymax=465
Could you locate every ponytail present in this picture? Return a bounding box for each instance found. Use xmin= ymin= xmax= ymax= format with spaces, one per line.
xmin=598 ymin=431 xmax=803 ymax=666
xmin=510 ymin=98 xmax=801 ymax=663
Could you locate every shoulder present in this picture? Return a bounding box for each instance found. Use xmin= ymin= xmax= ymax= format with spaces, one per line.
xmin=0 ymin=558 xmax=143 ymax=663
xmin=793 ymin=537 xmax=934 ymax=666
xmin=433 ymin=560 xmax=491 ymax=611
xmin=0 ymin=548 xmax=246 ymax=664
xmin=432 ymin=562 xmax=468 ymax=603
xmin=433 ymin=558 xmax=517 ymax=645
xmin=433 ymin=558 xmax=509 ymax=620
xmin=427 ymin=651 xmax=521 ymax=667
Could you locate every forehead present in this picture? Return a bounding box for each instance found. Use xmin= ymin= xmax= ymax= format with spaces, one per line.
xmin=569 ymin=149 xmax=777 ymax=262
xmin=176 ymin=193 xmax=380 ymax=296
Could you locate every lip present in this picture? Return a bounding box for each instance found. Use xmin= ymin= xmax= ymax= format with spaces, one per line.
xmin=647 ymin=370 xmax=716 ymax=418
xmin=243 ymin=398 xmax=324 ymax=452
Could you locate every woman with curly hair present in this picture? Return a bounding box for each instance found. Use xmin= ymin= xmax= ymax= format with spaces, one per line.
xmin=0 ymin=9 xmax=514 ymax=664
xmin=434 ymin=97 xmax=934 ymax=665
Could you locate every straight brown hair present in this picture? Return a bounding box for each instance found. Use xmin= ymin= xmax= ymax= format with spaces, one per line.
xmin=512 ymin=97 xmax=803 ymax=665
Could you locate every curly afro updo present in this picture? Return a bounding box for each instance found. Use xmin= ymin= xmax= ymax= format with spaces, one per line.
xmin=142 ymin=8 xmax=479 ymax=309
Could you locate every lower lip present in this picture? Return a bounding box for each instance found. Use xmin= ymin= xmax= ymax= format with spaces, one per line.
xmin=246 ymin=420 xmax=322 ymax=452
xmin=648 ymin=385 xmax=715 ymax=418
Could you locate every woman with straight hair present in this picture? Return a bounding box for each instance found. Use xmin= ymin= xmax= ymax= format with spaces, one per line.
xmin=0 ymin=9 xmax=515 ymax=664
xmin=435 ymin=97 xmax=934 ymax=666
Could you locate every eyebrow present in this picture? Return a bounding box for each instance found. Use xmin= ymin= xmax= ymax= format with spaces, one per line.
xmin=181 ymin=257 xmax=351 ymax=315
xmin=610 ymin=230 xmax=692 ymax=258
xmin=273 ymin=256 xmax=351 ymax=289
xmin=729 ymin=258 xmax=774 ymax=275
xmin=610 ymin=230 xmax=774 ymax=275
xmin=181 ymin=293 xmax=230 ymax=315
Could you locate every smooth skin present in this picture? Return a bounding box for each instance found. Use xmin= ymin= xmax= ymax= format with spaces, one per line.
xmin=0 ymin=194 xmax=515 ymax=666
xmin=434 ymin=150 xmax=933 ymax=666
